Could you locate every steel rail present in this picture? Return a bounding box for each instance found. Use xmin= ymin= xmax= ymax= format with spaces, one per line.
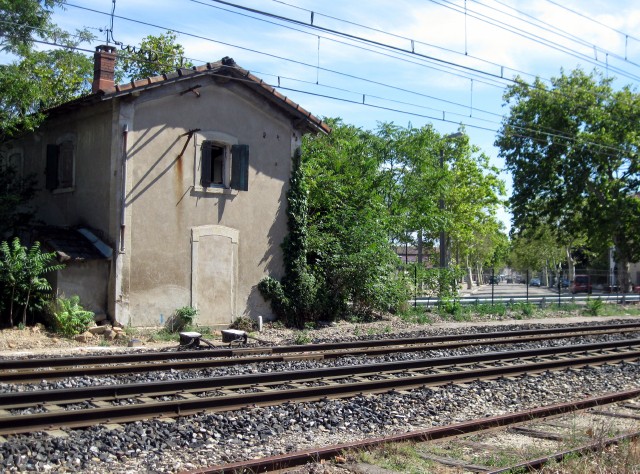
xmin=184 ymin=389 xmax=640 ymax=474
xmin=487 ymin=430 xmax=640 ymax=473
xmin=2 ymin=322 xmax=640 ymax=382
xmin=2 ymin=338 xmax=640 ymax=407
xmin=1 ymin=343 xmax=639 ymax=435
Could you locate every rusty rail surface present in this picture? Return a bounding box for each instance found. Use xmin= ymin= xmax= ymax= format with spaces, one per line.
xmin=1 ymin=340 xmax=639 ymax=435
xmin=185 ymin=389 xmax=640 ymax=474
xmin=2 ymin=322 xmax=640 ymax=382
xmin=487 ymin=430 xmax=640 ymax=473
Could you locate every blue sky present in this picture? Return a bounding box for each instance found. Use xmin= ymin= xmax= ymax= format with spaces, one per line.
xmin=48 ymin=0 xmax=640 ymax=230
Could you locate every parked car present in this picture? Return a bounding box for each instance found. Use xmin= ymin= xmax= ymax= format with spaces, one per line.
xmin=488 ymin=276 xmax=499 ymax=285
xmin=561 ymin=278 xmax=570 ymax=288
xmin=529 ymin=278 xmax=541 ymax=287
xmin=570 ymin=275 xmax=592 ymax=294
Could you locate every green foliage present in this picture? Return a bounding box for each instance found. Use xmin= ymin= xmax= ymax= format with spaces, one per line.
xmin=230 ymin=316 xmax=255 ymax=332
xmin=0 ymin=0 xmax=63 ymax=54
xmin=399 ymin=306 xmax=433 ymax=325
xmin=497 ymin=68 xmax=640 ymax=287
xmin=439 ymin=297 xmax=462 ymax=316
xmin=118 ymin=31 xmax=194 ymax=81
xmin=585 ymin=297 xmax=604 ymax=316
xmin=511 ymin=302 xmax=535 ymax=318
xmin=0 ymin=238 xmax=63 ymax=327
xmin=259 ymin=147 xmax=316 ymax=327
xmin=165 ymin=305 xmax=198 ymax=332
xmin=51 ymin=295 xmax=94 ymax=337
xmin=292 ymin=330 xmax=311 ymax=345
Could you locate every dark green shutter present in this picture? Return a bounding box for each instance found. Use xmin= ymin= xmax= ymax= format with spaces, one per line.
xmin=230 ymin=144 xmax=249 ymax=191
xmin=45 ymin=144 xmax=59 ymax=191
xmin=200 ymin=141 xmax=212 ymax=188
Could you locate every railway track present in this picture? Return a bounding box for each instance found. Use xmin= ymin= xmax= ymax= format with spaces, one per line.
xmin=188 ymin=390 xmax=640 ymax=473
xmin=2 ymin=338 xmax=640 ymax=436
xmin=2 ymin=321 xmax=640 ymax=382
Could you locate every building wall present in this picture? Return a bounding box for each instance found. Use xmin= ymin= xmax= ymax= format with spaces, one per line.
xmin=122 ymin=78 xmax=298 ymax=327
xmin=54 ymin=260 xmax=110 ymax=315
xmin=19 ymin=102 xmax=116 ymax=240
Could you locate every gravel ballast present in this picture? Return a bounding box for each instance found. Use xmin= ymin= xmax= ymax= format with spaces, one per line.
xmin=1 ymin=317 xmax=640 ymax=473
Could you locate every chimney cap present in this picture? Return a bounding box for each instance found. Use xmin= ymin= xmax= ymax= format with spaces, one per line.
xmin=95 ymin=45 xmax=117 ymax=54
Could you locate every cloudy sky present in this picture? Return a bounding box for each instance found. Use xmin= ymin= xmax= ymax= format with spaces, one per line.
xmin=50 ymin=0 xmax=640 ymax=229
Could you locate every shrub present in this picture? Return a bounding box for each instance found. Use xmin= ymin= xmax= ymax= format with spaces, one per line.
xmin=585 ymin=297 xmax=604 ymax=316
xmin=0 ymin=238 xmax=64 ymax=327
xmin=51 ymin=295 xmax=94 ymax=337
xmin=293 ymin=330 xmax=311 ymax=345
xmin=165 ymin=306 xmax=198 ymax=332
xmin=230 ymin=316 xmax=255 ymax=332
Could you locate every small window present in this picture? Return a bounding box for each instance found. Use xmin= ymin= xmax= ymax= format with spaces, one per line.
xmin=46 ymin=139 xmax=75 ymax=191
xmin=201 ymin=142 xmax=227 ymax=188
xmin=200 ymin=141 xmax=249 ymax=191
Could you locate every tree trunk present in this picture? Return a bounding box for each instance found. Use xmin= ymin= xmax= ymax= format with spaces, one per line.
xmin=417 ymin=230 xmax=423 ymax=265
xmin=465 ymin=255 xmax=472 ymax=289
xmin=565 ymin=246 xmax=574 ymax=280
xmin=22 ymin=288 xmax=31 ymax=326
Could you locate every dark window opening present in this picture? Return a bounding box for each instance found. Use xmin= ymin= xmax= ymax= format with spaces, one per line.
xmin=46 ymin=140 xmax=74 ymax=191
xmin=200 ymin=140 xmax=249 ymax=191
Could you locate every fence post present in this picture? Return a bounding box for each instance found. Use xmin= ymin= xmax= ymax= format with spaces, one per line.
xmin=414 ymin=265 xmax=417 ymax=308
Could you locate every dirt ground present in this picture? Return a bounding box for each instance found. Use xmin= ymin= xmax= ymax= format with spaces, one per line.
xmin=1 ymin=311 xmax=639 ymax=357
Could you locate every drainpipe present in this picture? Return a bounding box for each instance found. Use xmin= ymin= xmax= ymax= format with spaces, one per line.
xmin=120 ymin=124 xmax=128 ymax=252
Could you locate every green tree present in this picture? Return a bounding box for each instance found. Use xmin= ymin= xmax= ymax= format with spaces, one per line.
xmin=304 ymin=119 xmax=407 ymax=320
xmin=0 ymin=238 xmax=63 ymax=327
xmin=0 ymin=39 xmax=93 ymax=140
xmin=0 ymin=0 xmax=63 ymax=54
xmin=496 ymin=68 xmax=640 ymax=291
xmin=118 ymin=31 xmax=193 ymax=80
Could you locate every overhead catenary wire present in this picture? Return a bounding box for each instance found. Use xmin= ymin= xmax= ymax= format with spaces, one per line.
xmin=6 ymin=34 xmax=635 ymax=164
xmin=2 ymin=3 xmax=639 ymax=162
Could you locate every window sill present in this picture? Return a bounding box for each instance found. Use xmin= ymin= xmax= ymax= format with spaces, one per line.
xmin=52 ymin=187 xmax=75 ymax=194
xmin=193 ymin=185 xmax=238 ymax=196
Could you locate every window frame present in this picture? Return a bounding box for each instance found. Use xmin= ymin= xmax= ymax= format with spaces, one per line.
xmin=193 ymin=131 xmax=238 ymax=195
xmin=46 ymin=133 xmax=76 ymax=193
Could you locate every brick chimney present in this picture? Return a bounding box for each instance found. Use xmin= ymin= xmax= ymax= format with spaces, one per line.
xmin=92 ymin=45 xmax=117 ymax=93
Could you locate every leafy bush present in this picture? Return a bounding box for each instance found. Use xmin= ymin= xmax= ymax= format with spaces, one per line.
xmin=51 ymin=295 xmax=94 ymax=337
xmin=585 ymin=297 xmax=604 ymax=316
xmin=0 ymin=238 xmax=64 ymax=327
xmin=293 ymin=330 xmax=311 ymax=345
xmin=439 ymin=297 xmax=462 ymax=316
xmin=165 ymin=305 xmax=198 ymax=332
xmin=230 ymin=316 xmax=255 ymax=332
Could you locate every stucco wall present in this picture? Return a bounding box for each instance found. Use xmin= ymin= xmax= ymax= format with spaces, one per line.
xmin=18 ymin=102 xmax=116 ymax=240
xmin=54 ymin=260 xmax=110 ymax=315
xmin=124 ymin=78 xmax=296 ymax=326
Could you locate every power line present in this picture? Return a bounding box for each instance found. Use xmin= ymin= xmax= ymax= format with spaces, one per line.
xmin=14 ymin=35 xmax=635 ymax=163
xmin=428 ymin=0 xmax=640 ymax=82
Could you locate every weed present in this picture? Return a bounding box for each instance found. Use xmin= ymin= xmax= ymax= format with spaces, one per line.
xmin=585 ymin=297 xmax=604 ymax=316
xmin=51 ymin=295 xmax=94 ymax=337
xmin=230 ymin=316 xmax=255 ymax=332
xmin=293 ymin=330 xmax=311 ymax=345
xmin=165 ymin=306 xmax=198 ymax=333
xmin=304 ymin=321 xmax=316 ymax=330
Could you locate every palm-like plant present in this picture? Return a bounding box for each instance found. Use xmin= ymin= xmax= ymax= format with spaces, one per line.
xmin=0 ymin=237 xmax=64 ymax=326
